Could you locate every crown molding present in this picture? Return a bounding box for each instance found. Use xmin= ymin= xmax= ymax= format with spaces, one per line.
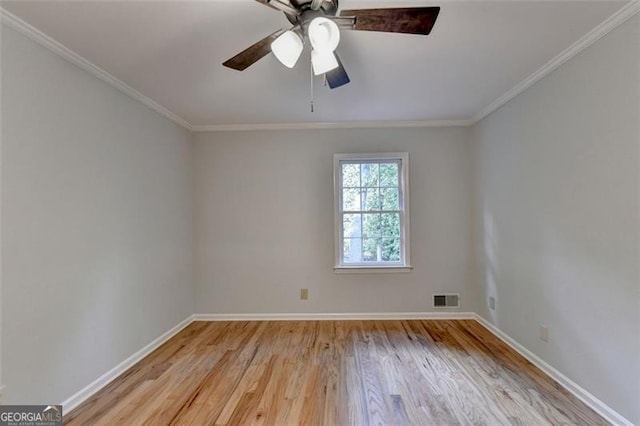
xmin=191 ymin=119 xmax=474 ymax=132
xmin=0 ymin=8 xmax=193 ymax=131
xmin=2 ymin=2 xmax=637 ymax=132
xmin=470 ymin=0 xmax=640 ymax=125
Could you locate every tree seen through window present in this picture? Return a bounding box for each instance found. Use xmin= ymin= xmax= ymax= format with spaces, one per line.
xmin=341 ymin=161 xmax=401 ymax=263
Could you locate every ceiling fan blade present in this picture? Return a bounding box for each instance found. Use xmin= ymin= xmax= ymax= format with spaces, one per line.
xmin=310 ymin=0 xmax=324 ymax=11
xmin=339 ymin=7 xmax=440 ymax=35
xmin=325 ymin=53 xmax=350 ymax=89
xmin=223 ymin=29 xmax=286 ymax=71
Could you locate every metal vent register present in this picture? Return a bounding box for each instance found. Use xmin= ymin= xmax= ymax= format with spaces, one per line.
xmin=433 ymin=294 xmax=460 ymax=307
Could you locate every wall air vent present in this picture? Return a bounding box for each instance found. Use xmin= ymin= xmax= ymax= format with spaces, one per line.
xmin=433 ymin=294 xmax=460 ymax=308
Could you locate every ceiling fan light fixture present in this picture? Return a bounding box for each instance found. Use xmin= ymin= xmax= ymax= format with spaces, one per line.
xmin=308 ymin=17 xmax=340 ymax=52
xmin=271 ymin=30 xmax=303 ymax=68
xmin=311 ymin=49 xmax=338 ymax=75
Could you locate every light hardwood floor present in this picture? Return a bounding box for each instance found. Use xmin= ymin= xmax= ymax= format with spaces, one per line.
xmin=65 ymin=320 xmax=607 ymax=425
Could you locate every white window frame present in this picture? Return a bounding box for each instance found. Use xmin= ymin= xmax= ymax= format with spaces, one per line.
xmin=333 ymin=152 xmax=412 ymax=273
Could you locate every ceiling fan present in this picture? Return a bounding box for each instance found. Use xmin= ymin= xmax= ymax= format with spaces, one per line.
xmin=222 ymin=0 xmax=440 ymax=89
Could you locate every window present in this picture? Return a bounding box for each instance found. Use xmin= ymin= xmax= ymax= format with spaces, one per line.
xmin=334 ymin=153 xmax=411 ymax=271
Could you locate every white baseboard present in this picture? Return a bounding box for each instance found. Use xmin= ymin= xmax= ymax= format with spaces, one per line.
xmin=58 ymin=312 xmax=632 ymax=426
xmin=473 ymin=314 xmax=632 ymax=426
xmin=61 ymin=315 xmax=194 ymax=413
xmin=193 ymin=312 xmax=476 ymax=321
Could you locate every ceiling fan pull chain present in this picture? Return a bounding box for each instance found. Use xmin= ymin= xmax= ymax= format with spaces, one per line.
xmin=310 ymin=58 xmax=315 ymax=113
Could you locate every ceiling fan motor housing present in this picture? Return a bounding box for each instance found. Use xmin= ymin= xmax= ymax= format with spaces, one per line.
xmin=286 ymin=0 xmax=339 ymax=26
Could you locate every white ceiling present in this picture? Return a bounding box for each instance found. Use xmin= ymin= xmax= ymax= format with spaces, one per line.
xmin=1 ymin=0 xmax=631 ymax=127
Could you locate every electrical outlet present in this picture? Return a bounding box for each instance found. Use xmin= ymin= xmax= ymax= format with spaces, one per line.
xmin=300 ymin=288 xmax=309 ymax=300
xmin=489 ymin=296 xmax=496 ymax=310
xmin=540 ymin=325 xmax=549 ymax=343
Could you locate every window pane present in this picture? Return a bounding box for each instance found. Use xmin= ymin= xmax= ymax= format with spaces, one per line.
xmin=381 ymin=238 xmax=401 ymax=261
xmin=342 ymin=163 xmax=360 ymax=187
xmin=362 ymin=188 xmax=380 ymax=211
xmin=362 ymin=238 xmax=380 ymax=262
xmin=361 ymin=163 xmax=379 ymax=188
xmin=380 ymin=163 xmax=398 ymax=187
xmin=335 ymin=154 xmax=409 ymax=268
xmin=381 ymin=188 xmax=399 ymax=210
xmin=343 ymin=214 xmax=362 ymax=238
xmin=380 ymin=213 xmax=400 ymax=237
xmin=342 ymin=188 xmax=360 ymax=211
xmin=343 ymin=238 xmax=362 ymax=263
xmin=362 ymin=214 xmax=381 ymax=238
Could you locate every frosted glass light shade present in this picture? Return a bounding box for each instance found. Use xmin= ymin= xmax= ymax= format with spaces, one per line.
xmin=308 ymin=17 xmax=340 ymax=52
xmin=271 ymin=31 xmax=303 ymax=68
xmin=311 ymin=49 xmax=338 ymax=75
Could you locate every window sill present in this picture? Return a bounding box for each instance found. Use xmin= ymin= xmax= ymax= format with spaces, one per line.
xmin=333 ymin=265 xmax=413 ymax=274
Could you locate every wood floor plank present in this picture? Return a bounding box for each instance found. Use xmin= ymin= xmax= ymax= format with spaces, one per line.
xmin=65 ymin=320 xmax=609 ymax=426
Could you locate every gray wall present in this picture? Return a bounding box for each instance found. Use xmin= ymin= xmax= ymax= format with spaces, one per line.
xmin=1 ymin=26 xmax=195 ymax=404
xmin=2 ymin=8 xmax=638 ymax=424
xmin=194 ymin=127 xmax=477 ymax=314
xmin=471 ymin=14 xmax=640 ymax=424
